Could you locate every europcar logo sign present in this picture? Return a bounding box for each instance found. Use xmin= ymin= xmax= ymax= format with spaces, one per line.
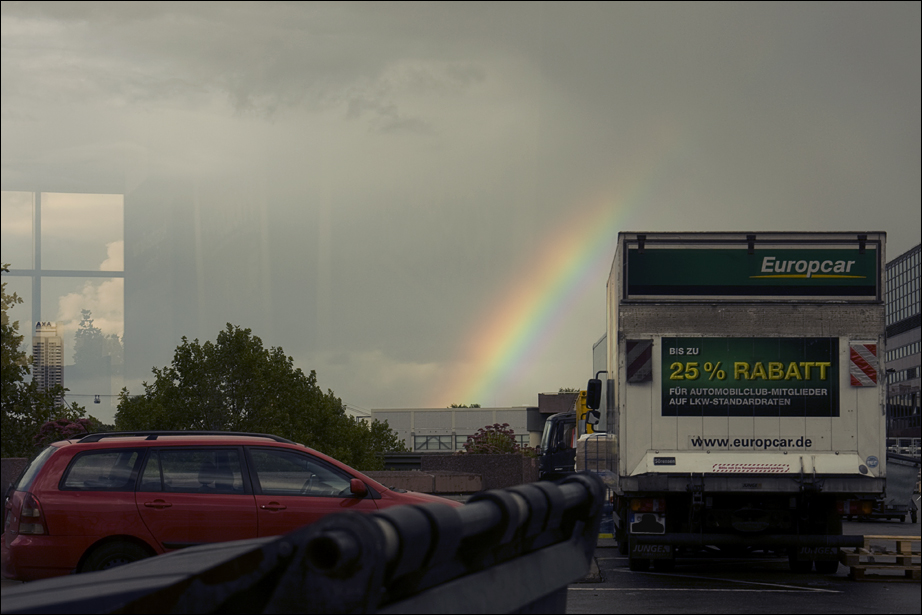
xmin=626 ymin=246 xmax=879 ymax=300
xmin=755 ymin=256 xmax=862 ymax=279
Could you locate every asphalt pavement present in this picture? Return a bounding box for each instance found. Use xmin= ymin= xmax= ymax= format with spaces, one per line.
xmin=569 ymin=494 xmax=922 ymax=614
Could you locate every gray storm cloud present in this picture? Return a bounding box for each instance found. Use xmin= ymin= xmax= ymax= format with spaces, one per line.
xmin=2 ymin=2 xmax=919 ymax=413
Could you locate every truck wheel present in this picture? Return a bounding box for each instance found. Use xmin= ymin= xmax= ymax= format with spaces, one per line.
xmin=787 ymin=550 xmax=812 ymax=573
xmin=814 ymin=559 xmax=839 ymax=574
xmin=617 ymin=524 xmax=628 ymax=555
xmin=80 ymin=541 xmax=152 ymax=573
xmin=629 ymin=557 xmax=650 ymax=572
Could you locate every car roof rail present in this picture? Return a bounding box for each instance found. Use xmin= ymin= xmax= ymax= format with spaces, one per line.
xmin=76 ymin=431 xmax=296 ymax=444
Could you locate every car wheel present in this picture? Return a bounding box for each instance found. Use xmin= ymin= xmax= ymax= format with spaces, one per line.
xmin=80 ymin=541 xmax=152 ymax=573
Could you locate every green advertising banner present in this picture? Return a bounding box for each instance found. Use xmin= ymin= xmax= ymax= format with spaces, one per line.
xmin=661 ymin=338 xmax=839 ymax=417
xmin=627 ymin=247 xmax=879 ymax=299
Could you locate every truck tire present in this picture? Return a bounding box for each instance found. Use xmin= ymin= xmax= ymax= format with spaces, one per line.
xmin=616 ymin=523 xmax=628 ymax=556
xmin=814 ymin=559 xmax=839 ymax=574
xmin=628 ymin=556 xmax=650 ymax=572
xmin=787 ymin=550 xmax=813 ymax=573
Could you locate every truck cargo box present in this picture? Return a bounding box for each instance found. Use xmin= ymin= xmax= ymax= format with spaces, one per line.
xmin=590 ymin=232 xmax=887 ymax=572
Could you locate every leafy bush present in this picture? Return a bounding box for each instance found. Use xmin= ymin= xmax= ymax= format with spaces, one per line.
xmin=460 ymin=423 xmax=536 ymax=457
xmin=34 ymin=418 xmax=98 ymax=448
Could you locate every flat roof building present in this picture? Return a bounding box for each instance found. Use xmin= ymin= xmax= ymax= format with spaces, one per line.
xmin=370 ymin=406 xmax=542 ymax=453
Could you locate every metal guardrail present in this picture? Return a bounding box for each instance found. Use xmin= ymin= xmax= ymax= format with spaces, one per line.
xmin=381 ymin=452 xmax=423 ymax=471
xmin=1 ymin=473 xmax=604 ymax=614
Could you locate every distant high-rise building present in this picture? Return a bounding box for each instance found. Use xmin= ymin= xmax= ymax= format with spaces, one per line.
xmin=33 ymin=321 xmax=64 ymax=400
xmin=885 ymin=243 xmax=921 ymax=436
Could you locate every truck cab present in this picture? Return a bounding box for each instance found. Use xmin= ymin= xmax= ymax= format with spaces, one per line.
xmin=538 ymin=413 xmax=576 ymax=481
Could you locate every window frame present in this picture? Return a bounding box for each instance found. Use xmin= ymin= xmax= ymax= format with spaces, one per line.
xmin=136 ymin=446 xmax=252 ymax=495
xmin=58 ymin=448 xmax=144 ymax=492
xmin=244 ymin=446 xmax=367 ymax=499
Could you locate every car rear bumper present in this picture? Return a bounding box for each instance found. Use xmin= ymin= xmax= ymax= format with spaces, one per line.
xmin=2 ymin=533 xmax=92 ymax=581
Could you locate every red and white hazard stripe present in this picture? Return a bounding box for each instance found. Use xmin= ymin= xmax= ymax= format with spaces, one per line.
xmin=849 ymin=343 xmax=878 ymax=387
xmin=626 ymin=340 xmax=653 ymax=383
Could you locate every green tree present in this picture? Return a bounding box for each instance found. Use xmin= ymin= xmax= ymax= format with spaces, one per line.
xmin=73 ymin=309 xmax=123 ymax=380
xmin=115 ymin=324 xmax=407 ymax=470
xmin=449 ymin=403 xmax=481 ymax=408
xmin=1 ymin=264 xmax=87 ymax=457
xmin=73 ymin=309 xmax=105 ymax=369
xmin=1 ymin=265 xmax=28 ymax=409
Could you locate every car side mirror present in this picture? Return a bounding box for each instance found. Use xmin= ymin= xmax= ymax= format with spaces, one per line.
xmin=350 ymin=478 xmax=368 ymax=497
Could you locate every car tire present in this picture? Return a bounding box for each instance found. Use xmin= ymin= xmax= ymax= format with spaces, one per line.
xmin=80 ymin=541 xmax=152 ymax=573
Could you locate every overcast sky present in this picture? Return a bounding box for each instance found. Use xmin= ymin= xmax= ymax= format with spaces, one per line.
xmin=2 ymin=2 xmax=919 ymax=420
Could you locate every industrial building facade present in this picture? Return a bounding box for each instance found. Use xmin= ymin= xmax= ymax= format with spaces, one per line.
xmin=371 ymin=393 xmax=578 ymax=453
xmin=885 ymin=243 xmax=921 ymax=438
xmin=370 ymin=407 xmax=537 ymax=453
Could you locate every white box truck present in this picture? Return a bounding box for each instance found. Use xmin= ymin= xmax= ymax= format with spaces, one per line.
xmin=585 ymin=232 xmax=887 ymax=572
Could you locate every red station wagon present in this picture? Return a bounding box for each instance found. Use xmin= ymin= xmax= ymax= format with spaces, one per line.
xmin=2 ymin=432 xmax=460 ymax=581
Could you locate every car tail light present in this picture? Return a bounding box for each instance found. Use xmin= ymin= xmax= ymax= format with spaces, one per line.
xmin=18 ymin=493 xmax=48 ymax=535
xmin=630 ymin=498 xmax=666 ymax=512
xmin=836 ymin=499 xmax=873 ymax=515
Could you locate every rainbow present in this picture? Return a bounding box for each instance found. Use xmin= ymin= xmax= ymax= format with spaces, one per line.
xmin=438 ymin=170 xmax=660 ymax=407
xmin=437 ymin=127 xmax=686 ymax=408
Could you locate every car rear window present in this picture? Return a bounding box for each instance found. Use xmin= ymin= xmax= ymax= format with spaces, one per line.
xmin=12 ymin=446 xmax=57 ymax=493
xmin=61 ymin=450 xmax=142 ymax=491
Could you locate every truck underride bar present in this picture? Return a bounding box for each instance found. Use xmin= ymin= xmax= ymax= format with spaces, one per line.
xmin=633 ymin=532 xmax=864 ymax=548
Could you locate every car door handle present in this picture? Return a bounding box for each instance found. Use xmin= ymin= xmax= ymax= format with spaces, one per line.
xmin=260 ymin=502 xmax=287 ymax=511
xmin=143 ymin=500 xmax=172 ymax=509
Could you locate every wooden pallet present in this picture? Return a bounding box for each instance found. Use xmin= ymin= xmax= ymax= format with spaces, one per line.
xmin=840 ymin=535 xmax=921 ymax=582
